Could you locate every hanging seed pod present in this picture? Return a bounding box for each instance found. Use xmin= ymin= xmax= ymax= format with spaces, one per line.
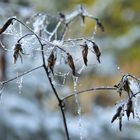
xmin=13 ymin=43 xmax=24 ymax=64
xmin=123 ymin=77 xmax=135 ymax=98
xmin=91 ymin=41 xmax=101 ymax=63
xmin=111 ymin=106 xmax=123 ymax=123
xmin=67 ymin=53 xmax=76 ymax=76
xmin=114 ymin=83 xmax=123 ymax=97
xmin=123 ymin=77 xmax=132 ymax=98
xmin=81 ymin=42 xmax=88 ymax=66
xmin=47 ymin=51 xmax=56 ymax=75
xmin=96 ymin=19 xmax=104 ymax=32
xmin=111 ymin=105 xmax=124 ymax=131
xmin=0 ymin=18 xmax=13 ymax=34
xmin=126 ymin=99 xmax=134 ymax=120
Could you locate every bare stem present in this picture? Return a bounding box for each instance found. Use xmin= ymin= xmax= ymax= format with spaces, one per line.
xmin=1 ymin=65 xmax=43 ymax=85
xmin=49 ymin=21 xmax=62 ymax=41
xmin=17 ymin=33 xmax=33 ymax=43
xmin=127 ymin=74 xmax=140 ymax=83
xmin=60 ymin=24 xmax=68 ymax=41
xmin=59 ymin=100 xmax=70 ymax=140
xmin=63 ymin=86 xmax=117 ymax=100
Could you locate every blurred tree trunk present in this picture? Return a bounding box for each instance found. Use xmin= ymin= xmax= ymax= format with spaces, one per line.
xmin=2 ymin=0 xmax=9 ymax=3
xmin=0 ymin=37 xmax=6 ymax=81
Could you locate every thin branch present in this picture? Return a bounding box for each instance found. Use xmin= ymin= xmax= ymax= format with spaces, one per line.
xmin=1 ymin=65 xmax=43 ymax=85
xmin=43 ymin=63 xmax=70 ymax=140
xmin=127 ymin=74 xmax=140 ymax=83
xmin=59 ymin=101 xmax=70 ymax=140
xmin=17 ymin=33 xmax=33 ymax=43
xmin=131 ymin=91 xmax=140 ymax=98
xmin=49 ymin=21 xmax=61 ymax=41
xmin=43 ymin=66 xmax=61 ymax=101
xmin=60 ymin=24 xmax=68 ymax=41
xmin=63 ymin=86 xmax=117 ymax=100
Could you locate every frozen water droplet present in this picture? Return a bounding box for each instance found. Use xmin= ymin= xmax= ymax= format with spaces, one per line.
xmin=117 ymin=66 xmax=120 ymax=70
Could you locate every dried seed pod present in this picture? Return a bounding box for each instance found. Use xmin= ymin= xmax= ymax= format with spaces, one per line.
xmin=96 ymin=19 xmax=104 ymax=32
xmin=123 ymin=77 xmax=130 ymax=93
xmin=111 ymin=105 xmax=124 ymax=131
xmin=126 ymin=99 xmax=134 ymax=120
xmin=114 ymin=84 xmax=123 ymax=97
xmin=92 ymin=41 xmax=101 ymax=63
xmin=67 ymin=53 xmax=76 ymax=76
xmin=0 ymin=18 xmax=13 ymax=34
xmin=81 ymin=42 xmax=88 ymax=66
xmin=111 ymin=106 xmax=123 ymax=123
xmin=47 ymin=51 xmax=56 ymax=75
xmin=123 ymin=77 xmax=134 ymax=98
xmin=13 ymin=43 xmax=24 ymax=64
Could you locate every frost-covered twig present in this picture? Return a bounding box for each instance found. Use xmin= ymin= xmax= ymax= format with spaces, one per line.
xmin=1 ymin=65 xmax=43 ymax=85
xmin=63 ymin=86 xmax=117 ymax=100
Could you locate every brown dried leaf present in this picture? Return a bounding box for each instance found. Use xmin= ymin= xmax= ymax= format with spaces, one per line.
xmin=81 ymin=43 xmax=88 ymax=66
xmin=67 ymin=53 xmax=76 ymax=76
xmin=96 ymin=19 xmax=104 ymax=32
xmin=13 ymin=43 xmax=23 ymax=64
xmin=0 ymin=18 xmax=13 ymax=34
xmin=92 ymin=42 xmax=101 ymax=63
xmin=47 ymin=51 xmax=56 ymax=75
xmin=126 ymin=99 xmax=134 ymax=120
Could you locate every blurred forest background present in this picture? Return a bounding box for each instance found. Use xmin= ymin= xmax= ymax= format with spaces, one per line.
xmin=0 ymin=0 xmax=140 ymax=140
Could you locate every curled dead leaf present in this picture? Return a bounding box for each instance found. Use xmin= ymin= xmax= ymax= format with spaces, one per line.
xmin=111 ymin=105 xmax=124 ymax=131
xmin=47 ymin=51 xmax=57 ymax=75
xmin=67 ymin=53 xmax=76 ymax=76
xmin=81 ymin=42 xmax=88 ymax=66
xmin=13 ymin=43 xmax=24 ymax=64
xmin=92 ymin=41 xmax=101 ymax=63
